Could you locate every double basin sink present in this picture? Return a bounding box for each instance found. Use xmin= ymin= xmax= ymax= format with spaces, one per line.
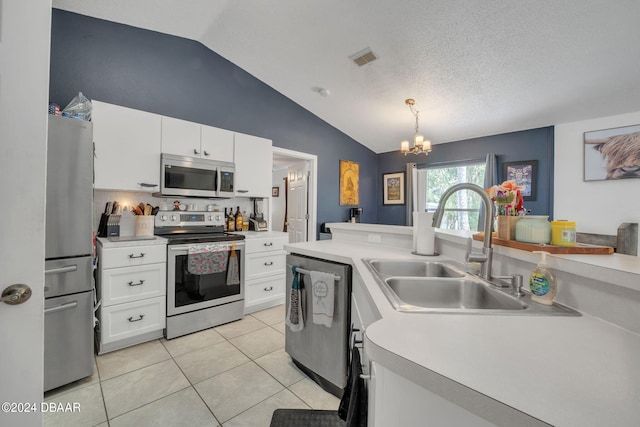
xmin=363 ymin=258 xmax=580 ymax=316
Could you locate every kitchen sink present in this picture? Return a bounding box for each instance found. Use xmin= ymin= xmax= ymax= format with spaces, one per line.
xmin=386 ymin=277 xmax=526 ymax=310
xmin=367 ymin=259 xmax=465 ymax=278
xmin=362 ymin=258 xmax=581 ymax=316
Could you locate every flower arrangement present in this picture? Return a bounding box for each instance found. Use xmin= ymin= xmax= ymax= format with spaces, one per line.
xmin=486 ymin=180 xmax=525 ymax=216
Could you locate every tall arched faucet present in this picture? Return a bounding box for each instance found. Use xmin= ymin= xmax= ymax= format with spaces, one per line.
xmin=431 ymin=183 xmax=495 ymax=280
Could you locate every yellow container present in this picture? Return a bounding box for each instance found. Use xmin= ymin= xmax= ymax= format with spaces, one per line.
xmin=551 ymin=220 xmax=576 ymax=246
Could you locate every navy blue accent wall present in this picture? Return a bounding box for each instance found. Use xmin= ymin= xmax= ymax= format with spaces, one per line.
xmin=49 ymin=10 xmax=378 ymax=233
xmin=377 ymin=127 xmax=554 ymax=224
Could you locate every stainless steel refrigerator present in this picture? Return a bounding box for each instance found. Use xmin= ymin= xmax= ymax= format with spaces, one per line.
xmin=44 ymin=115 xmax=94 ymax=392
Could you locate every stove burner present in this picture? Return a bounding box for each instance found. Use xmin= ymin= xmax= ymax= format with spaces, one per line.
xmin=161 ymin=233 xmax=245 ymax=245
xmin=154 ymin=225 xmax=245 ymax=245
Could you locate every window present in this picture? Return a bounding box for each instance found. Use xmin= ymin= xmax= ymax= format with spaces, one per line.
xmin=417 ymin=160 xmax=486 ymax=231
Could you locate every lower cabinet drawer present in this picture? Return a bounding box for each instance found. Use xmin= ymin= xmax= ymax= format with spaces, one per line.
xmin=245 ymin=250 xmax=286 ymax=280
xmin=100 ymin=244 xmax=166 ymax=269
xmin=245 ymin=236 xmax=287 ymax=253
xmin=245 ymin=275 xmax=285 ymax=306
xmin=101 ymin=263 xmax=166 ymax=307
xmin=100 ymin=296 xmax=166 ymax=344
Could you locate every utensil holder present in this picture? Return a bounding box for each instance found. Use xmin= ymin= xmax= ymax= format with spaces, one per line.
xmin=135 ymin=216 xmax=154 ymax=237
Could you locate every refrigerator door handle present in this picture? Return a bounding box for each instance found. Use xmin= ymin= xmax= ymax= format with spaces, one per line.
xmin=45 ymin=265 xmax=78 ymax=275
xmin=45 ymin=300 xmax=78 ymax=315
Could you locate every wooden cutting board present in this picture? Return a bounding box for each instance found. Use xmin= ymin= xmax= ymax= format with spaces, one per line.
xmin=473 ymin=233 xmax=614 ymax=254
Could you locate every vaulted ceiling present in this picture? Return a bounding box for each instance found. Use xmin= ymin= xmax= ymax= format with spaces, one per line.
xmin=53 ymin=0 xmax=640 ymax=153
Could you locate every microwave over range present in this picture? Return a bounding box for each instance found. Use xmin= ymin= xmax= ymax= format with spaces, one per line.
xmin=159 ymin=153 xmax=235 ymax=198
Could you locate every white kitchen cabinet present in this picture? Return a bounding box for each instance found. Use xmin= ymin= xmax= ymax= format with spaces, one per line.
xmin=234 ymin=132 xmax=272 ymax=197
xmin=160 ymin=116 xmax=201 ymax=157
xmin=370 ymin=362 xmax=496 ymax=427
xmin=96 ymin=238 xmax=167 ymax=354
xmin=93 ymin=100 xmax=162 ymax=192
xmin=201 ymin=125 xmax=234 ymax=162
xmin=161 ymin=116 xmax=234 ymax=162
xmin=243 ymin=234 xmax=288 ymax=314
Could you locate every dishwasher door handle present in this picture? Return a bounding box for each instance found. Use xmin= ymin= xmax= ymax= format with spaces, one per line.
xmin=44 ymin=300 xmax=78 ymax=315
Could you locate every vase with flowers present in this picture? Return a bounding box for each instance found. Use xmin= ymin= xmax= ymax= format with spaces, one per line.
xmin=486 ymin=180 xmax=525 ymax=239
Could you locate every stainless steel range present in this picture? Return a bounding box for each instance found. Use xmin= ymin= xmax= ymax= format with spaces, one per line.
xmin=155 ymin=210 xmax=245 ymax=339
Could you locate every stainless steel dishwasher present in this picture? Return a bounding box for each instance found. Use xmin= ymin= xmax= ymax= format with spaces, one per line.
xmin=285 ymin=253 xmax=352 ymax=397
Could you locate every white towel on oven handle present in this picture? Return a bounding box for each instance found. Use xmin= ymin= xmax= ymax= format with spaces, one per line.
xmin=310 ymin=270 xmax=335 ymax=327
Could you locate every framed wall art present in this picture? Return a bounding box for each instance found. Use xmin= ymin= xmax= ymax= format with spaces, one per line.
xmin=584 ymin=123 xmax=640 ymax=181
xmin=382 ymin=171 xmax=405 ymax=205
xmin=502 ymin=160 xmax=537 ymax=201
xmin=272 ymin=186 xmax=279 ymax=197
xmin=339 ymin=160 xmax=359 ymax=206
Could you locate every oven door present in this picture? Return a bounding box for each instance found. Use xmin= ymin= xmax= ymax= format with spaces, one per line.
xmin=167 ymin=241 xmax=244 ymax=316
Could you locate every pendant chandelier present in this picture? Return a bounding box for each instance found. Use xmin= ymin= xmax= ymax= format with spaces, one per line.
xmin=400 ymin=98 xmax=432 ymax=155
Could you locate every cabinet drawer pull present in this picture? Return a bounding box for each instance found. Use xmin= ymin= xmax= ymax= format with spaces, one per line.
xmin=128 ymin=314 xmax=145 ymax=322
xmin=264 ymin=286 xmax=273 ymax=291
xmin=138 ymin=183 xmax=158 ymax=188
xmin=193 ymin=149 xmax=200 ymax=155
xmin=263 ymin=242 xmax=273 ymax=247
xmin=203 ymin=151 xmax=210 ymax=156
xmin=264 ymin=261 xmax=274 ymax=266
xmin=128 ymin=253 xmax=145 ymax=259
xmin=128 ymin=280 xmax=145 ymax=287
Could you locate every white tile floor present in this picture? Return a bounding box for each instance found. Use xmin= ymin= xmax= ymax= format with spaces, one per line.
xmin=43 ymin=304 xmax=339 ymax=427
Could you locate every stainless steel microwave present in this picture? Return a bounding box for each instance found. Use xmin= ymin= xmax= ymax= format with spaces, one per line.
xmin=160 ymin=153 xmax=235 ymax=198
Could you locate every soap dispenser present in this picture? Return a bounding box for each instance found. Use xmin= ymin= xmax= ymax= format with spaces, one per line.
xmin=529 ymin=251 xmax=556 ymax=305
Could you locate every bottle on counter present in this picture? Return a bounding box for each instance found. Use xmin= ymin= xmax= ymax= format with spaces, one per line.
xmin=223 ymin=208 xmax=228 ymax=231
xmin=235 ymin=206 xmax=243 ymax=231
xmin=228 ymin=207 xmax=235 ymax=231
xmin=529 ymin=251 xmax=557 ymax=305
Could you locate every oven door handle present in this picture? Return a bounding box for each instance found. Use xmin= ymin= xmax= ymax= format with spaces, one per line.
xmin=169 ymin=242 xmax=244 ymax=252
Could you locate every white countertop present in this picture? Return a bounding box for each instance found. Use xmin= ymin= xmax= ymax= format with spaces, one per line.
xmin=284 ymin=237 xmax=640 ymax=427
xmin=231 ymin=230 xmax=288 ymax=239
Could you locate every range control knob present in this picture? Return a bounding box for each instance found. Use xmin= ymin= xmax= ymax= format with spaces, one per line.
xmin=170 ymin=215 xmax=177 ymax=221
xmin=207 ymin=215 xmax=213 ymax=221
xmin=160 ymin=215 xmax=167 ymax=221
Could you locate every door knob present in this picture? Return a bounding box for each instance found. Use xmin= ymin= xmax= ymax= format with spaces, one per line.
xmin=1 ymin=284 xmax=32 ymax=305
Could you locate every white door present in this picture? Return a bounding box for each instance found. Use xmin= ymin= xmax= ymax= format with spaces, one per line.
xmin=287 ymin=161 xmax=309 ymax=243
xmin=0 ymin=1 xmax=49 ymax=426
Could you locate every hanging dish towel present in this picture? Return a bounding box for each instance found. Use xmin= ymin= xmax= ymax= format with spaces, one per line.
xmin=286 ymin=266 xmax=305 ymax=332
xmin=188 ymin=243 xmax=229 ymax=275
xmin=310 ymin=270 xmax=335 ymax=327
xmin=225 ymin=242 xmax=240 ymax=285
xmin=338 ymin=346 xmax=368 ymax=427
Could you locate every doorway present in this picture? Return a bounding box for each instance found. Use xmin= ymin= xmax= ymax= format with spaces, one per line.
xmin=272 ymin=147 xmax=317 ymax=243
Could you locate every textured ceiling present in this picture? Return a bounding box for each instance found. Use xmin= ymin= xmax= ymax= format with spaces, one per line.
xmin=53 ymin=0 xmax=640 ymax=154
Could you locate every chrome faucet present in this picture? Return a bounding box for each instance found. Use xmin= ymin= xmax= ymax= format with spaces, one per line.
xmin=431 ymin=183 xmax=494 ymax=280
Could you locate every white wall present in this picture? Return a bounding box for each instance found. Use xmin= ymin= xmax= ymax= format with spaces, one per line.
xmin=271 ymin=168 xmax=287 ymax=232
xmin=554 ymin=111 xmax=640 ymax=235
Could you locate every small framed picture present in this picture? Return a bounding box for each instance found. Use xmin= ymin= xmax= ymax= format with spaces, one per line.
xmin=382 ymin=172 xmax=405 ymax=205
xmin=272 ymin=186 xmax=279 ymax=197
xmin=502 ymin=160 xmax=537 ymax=201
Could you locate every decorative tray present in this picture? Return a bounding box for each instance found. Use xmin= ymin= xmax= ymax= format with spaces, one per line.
xmin=472 ymin=233 xmax=614 ymax=254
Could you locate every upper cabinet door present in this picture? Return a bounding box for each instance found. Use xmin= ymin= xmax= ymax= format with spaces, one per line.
xmin=201 ymin=125 xmax=234 ymax=163
xmin=234 ymin=132 xmax=272 ymax=197
xmin=161 ymin=116 xmax=201 ymax=157
xmin=93 ymin=101 xmax=162 ymax=192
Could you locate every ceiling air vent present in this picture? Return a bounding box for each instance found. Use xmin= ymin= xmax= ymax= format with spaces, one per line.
xmin=349 ymin=48 xmax=377 ymax=67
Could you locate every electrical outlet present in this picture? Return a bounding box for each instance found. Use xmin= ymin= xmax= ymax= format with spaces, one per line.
xmin=368 ymin=233 xmax=382 ymax=243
